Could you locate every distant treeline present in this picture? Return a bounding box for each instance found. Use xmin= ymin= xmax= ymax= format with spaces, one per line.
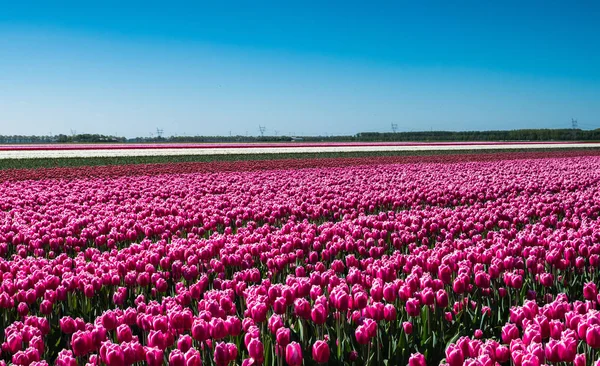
xmin=356 ymin=129 xmax=600 ymax=142
xmin=0 ymin=128 xmax=599 ymax=144
xmin=144 ymin=135 xmax=301 ymax=143
xmin=0 ymin=134 xmax=126 ymax=144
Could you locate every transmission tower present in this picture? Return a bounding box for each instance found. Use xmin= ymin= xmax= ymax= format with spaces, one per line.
xmin=156 ymin=128 xmax=164 ymax=138
xmin=391 ymin=123 xmax=398 ymax=133
xmin=571 ymin=118 xmax=578 ymax=129
xmin=258 ymin=125 xmax=266 ymax=137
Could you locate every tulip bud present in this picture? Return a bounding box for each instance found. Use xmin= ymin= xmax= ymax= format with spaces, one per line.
xmin=584 ymin=282 xmax=598 ymax=301
xmin=436 ymin=289 xmax=449 ymax=308
xmin=586 ymin=324 xmax=600 ymax=349
xmin=408 ymin=352 xmax=426 ymax=366
xmin=116 ymin=324 xmax=132 ymax=343
xmin=383 ymin=304 xmax=397 ymax=322
xmin=406 ymin=298 xmax=421 ymax=317
xmin=355 ymin=325 xmax=369 ymax=345
xmin=247 ymin=338 xmax=264 ymax=363
xmin=544 ymin=339 xmax=559 ymax=363
xmin=177 ymin=335 xmax=192 ymax=353
xmin=501 ymin=323 xmax=519 ymax=344
xmin=574 ymin=353 xmax=586 ymax=366
xmin=495 ymin=345 xmax=510 ymax=363
xmin=145 ymin=347 xmax=164 ymax=366
xmin=214 ymin=342 xmax=230 ymax=366
xmin=276 ymin=328 xmax=291 ymax=347
xmin=445 ymin=344 xmax=464 ymax=366
xmin=312 ymin=340 xmax=330 ymax=364
xmin=285 ymin=342 xmax=303 ymax=366
xmin=474 ymin=272 xmax=490 ymax=289
xmin=71 ymin=330 xmax=91 ymax=357
xmin=101 ymin=312 xmax=117 ymax=331
xmin=6 ymin=333 xmax=23 ymax=353
xmin=191 ymin=319 xmax=209 ymax=342
xmin=169 ymin=349 xmax=186 ymax=366
xmin=311 ymin=304 xmax=327 ymax=325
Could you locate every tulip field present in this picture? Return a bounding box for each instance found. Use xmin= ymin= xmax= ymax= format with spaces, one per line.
xmin=3 ymin=151 xmax=600 ymax=365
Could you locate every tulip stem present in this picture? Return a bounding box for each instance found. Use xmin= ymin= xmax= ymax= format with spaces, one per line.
xmin=336 ymin=313 xmax=341 ymax=359
xmin=376 ymin=328 xmax=380 ymax=364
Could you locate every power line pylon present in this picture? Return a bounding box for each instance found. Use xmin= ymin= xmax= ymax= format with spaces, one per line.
xmin=571 ymin=118 xmax=578 ymax=140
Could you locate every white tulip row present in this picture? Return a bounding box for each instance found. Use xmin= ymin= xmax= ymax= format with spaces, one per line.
xmin=0 ymin=143 xmax=599 ymax=159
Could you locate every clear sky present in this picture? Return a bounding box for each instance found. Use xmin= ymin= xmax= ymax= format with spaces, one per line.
xmin=1 ymin=1 xmax=599 ymax=137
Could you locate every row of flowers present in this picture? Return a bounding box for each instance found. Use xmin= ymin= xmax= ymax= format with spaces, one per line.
xmin=1 ymin=155 xmax=600 ymax=365
xmin=1 ymin=149 xmax=599 ymax=183
xmin=2 ymin=155 xmax=596 ymax=258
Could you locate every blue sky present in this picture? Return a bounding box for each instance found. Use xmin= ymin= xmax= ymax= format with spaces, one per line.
xmin=1 ymin=1 xmax=599 ymax=137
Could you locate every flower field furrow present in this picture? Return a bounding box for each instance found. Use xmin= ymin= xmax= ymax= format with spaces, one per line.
xmin=1 ymin=155 xmax=600 ymax=365
xmin=3 ymin=149 xmax=600 ymax=182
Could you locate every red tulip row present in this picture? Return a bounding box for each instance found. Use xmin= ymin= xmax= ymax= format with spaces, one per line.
xmin=2 ymin=149 xmax=600 ymax=183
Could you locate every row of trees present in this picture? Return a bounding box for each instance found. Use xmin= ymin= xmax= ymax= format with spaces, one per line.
xmin=356 ymin=129 xmax=600 ymax=142
xmin=0 ymin=134 xmax=127 ymax=144
xmin=102 ymin=129 xmax=600 ymax=143
xmin=0 ymin=129 xmax=599 ymax=144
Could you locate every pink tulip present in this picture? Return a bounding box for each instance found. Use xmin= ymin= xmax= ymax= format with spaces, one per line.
xmin=403 ymin=321 xmax=413 ymax=335
xmin=408 ymin=352 xmax=426 ymax=366
xmin=276 ymin=327 xmax=291 ymax=347
xmin=501 ymin=323 xmax=519 ymax=344
xmin=214 ymin=342 xmax=230 ymax=366
xmin=312 ymin=340 xmax=330 ymax=364
xmin=355 ymin=325 xmax=370 ymax=345
xmin=285 ymin=342 xmax=303 ymax=366
xmin=589 ymin=324 xmax=600 ymax=349
xmin=145 ymin=347 xmax=164 ymax=366
xmin=445 ymin=344 xmax=464 ymax=366
xmin=247 ymin=338 xmax=264 ymax=363
xmin=574 ymin=353 xmax=586 ymax=366
xmin=406 ymin=298 xmax=421 ymax=317
xmin=116 ymin=324 xmax=132 ymax=343
xmin=584 ymin=282 xmax=598 ymax=301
